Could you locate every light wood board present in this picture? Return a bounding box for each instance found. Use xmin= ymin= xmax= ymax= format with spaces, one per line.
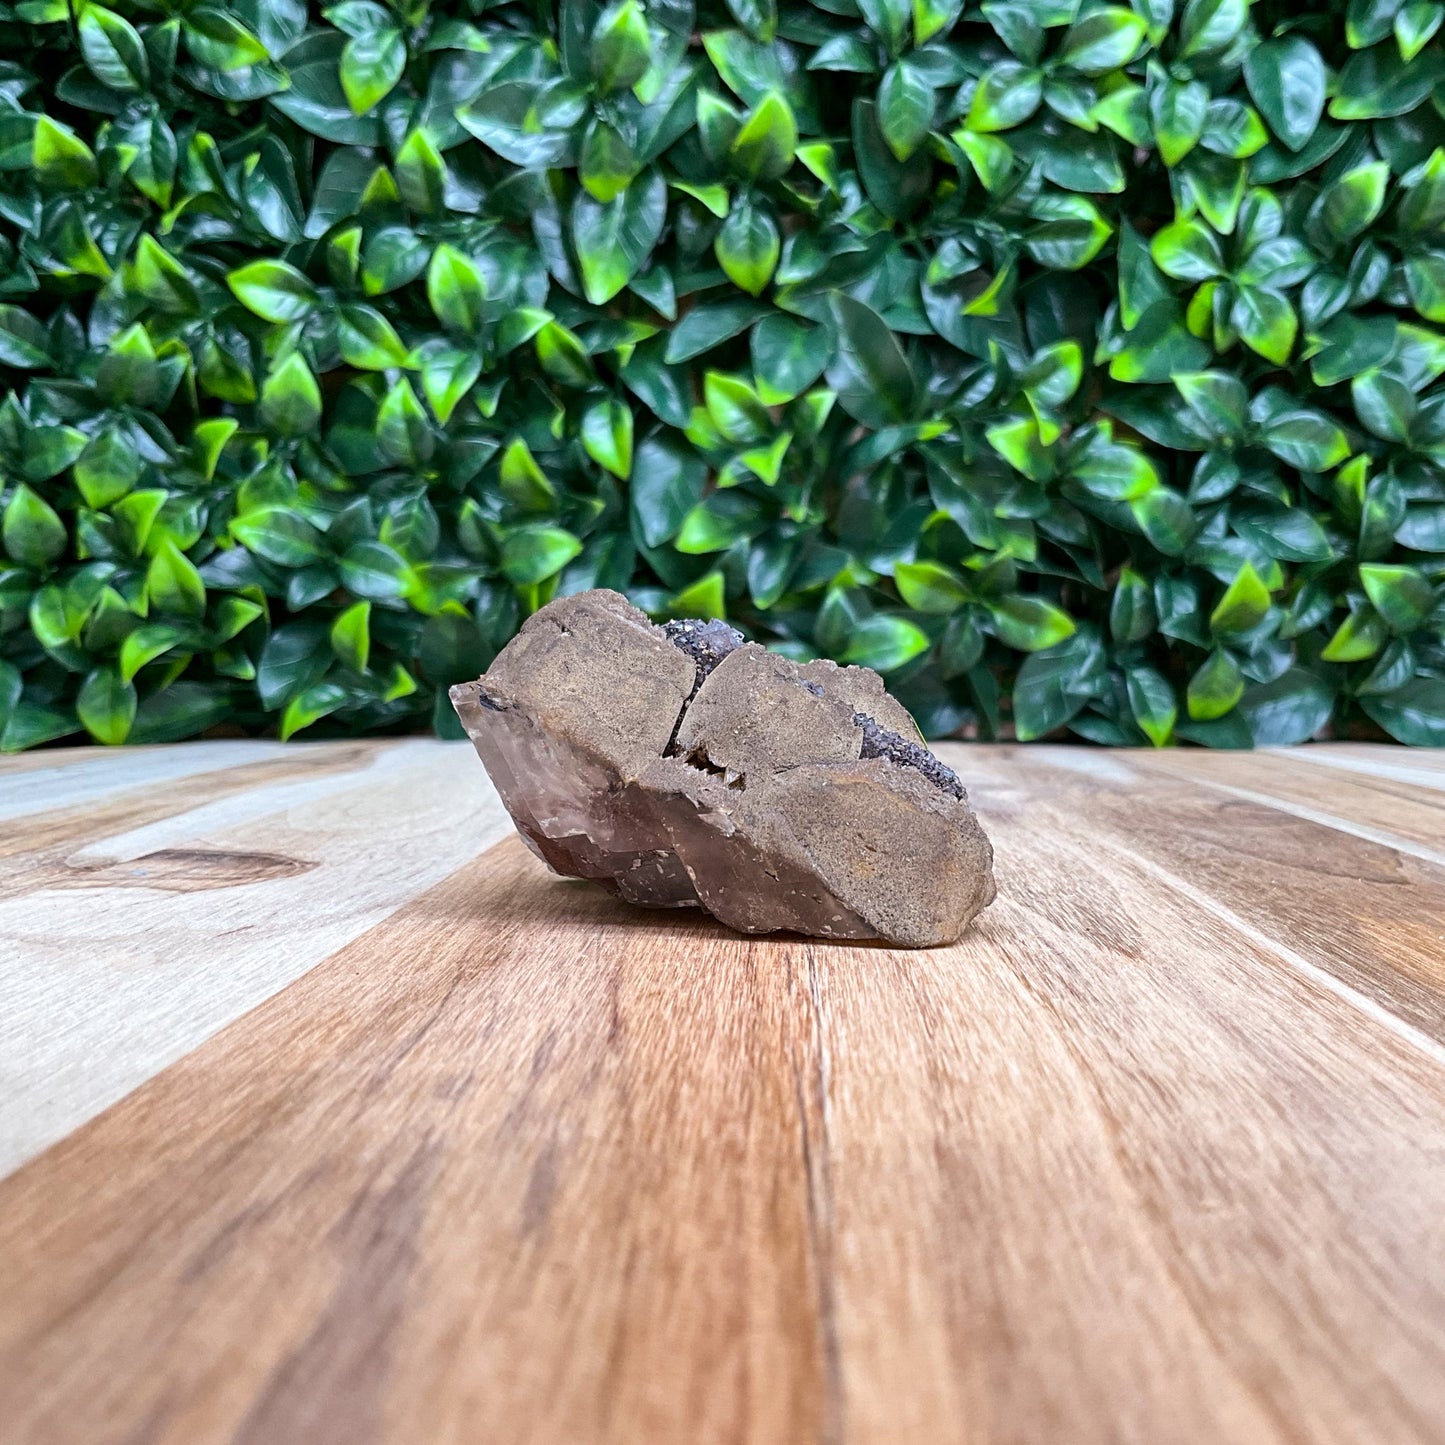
xmin=0 ymin=740 xmax=1442 ymax=1445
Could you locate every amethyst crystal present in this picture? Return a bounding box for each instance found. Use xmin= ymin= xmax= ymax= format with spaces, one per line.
xmin=450 ymin=589 xmax=995 ymax=946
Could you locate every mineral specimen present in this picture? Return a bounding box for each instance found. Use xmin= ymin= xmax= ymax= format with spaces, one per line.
xmin=450 ymin=589 xmax=995 ymax=946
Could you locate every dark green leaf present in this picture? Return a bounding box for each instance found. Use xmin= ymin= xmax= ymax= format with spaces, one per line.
xmin=827 ymin=293 xmax=916 ymax=426
xmin=1240 ymin=669 xmax=1333 ymax=745
xmin=1361 ymin=679 xmax=1445 ymax=746
xmin=574 ymin=169 xmax=667 ymax=305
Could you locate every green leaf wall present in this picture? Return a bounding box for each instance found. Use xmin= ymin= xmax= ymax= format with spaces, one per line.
xmin=1 ymin=0 xmax=1444 ymax=750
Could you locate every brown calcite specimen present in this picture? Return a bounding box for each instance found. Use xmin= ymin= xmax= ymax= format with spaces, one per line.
xmin=450 ymin=589 xmax=995 ymax=946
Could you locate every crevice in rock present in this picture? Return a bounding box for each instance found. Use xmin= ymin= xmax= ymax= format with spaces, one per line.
xmin=661 ymin=616 xmax=746 ymax=756
xmin=681 ymin=745 xmax=745 ymax=789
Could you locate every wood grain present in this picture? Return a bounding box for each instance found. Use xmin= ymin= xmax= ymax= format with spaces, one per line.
xmin=0 ymin=741 xmax=1443 ymax=1445
xmin=0 ymin=738 xmax=510 ymax=1174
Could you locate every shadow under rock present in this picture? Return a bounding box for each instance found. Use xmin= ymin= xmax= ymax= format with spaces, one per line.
xmin=457 ymin=840 xmax=900 ymax=951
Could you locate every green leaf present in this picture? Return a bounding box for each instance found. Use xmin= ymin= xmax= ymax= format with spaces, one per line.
xmin=1240 ymin=669 xmax=1333 ymax=745
xmin=79 ymin=6 xmax=150 ymax=92
xmin=1109 ymin=299 xmax=1211 ymax=382
xmin=281 ymin=682 xmax=348 ymax=741
xmin=730 ymin=91 xmax=798 ymax=179
xmin=34 ymin=115 xmax=98 ymax=189
xmin=118 ymin=623 xmax=186 ymax=684
xmin=228 ymin=259 xmax=317 ymax=323
xmin=878 ymin=60 xmax=935 ymax=162
xmin=501 ymin=526 xmax=584 ymax=584
xmin=956 ymin=130 xmax=1014 ymax=192
xmin=1178 ymin=0 xmax=1246 ymax=57
xmin=426 ymin=244 xmax=487 ymax=333
xmin=581 ymin=119 xmax=639 ymax=203
xmin=1404 ymin=254 xmax=1445 ymax=323
xmin=1361 ymin=678 xmax=1445 ymax=746
xmin=259 ymin=353 xmax=323 ymax=437
xmin=1200 ymin=99 xmax=1267 ymax=160
xmin=2 ymin=702 xmax=78 ymax=753
xmin=1131 ymin=487 xmax=1196 ymax=555
xmin=967 ymin=61 xmax=1043 ymax=133
xmin=1360 ymin=564 xmax=1434 ymax=632
xmin=990 ymin=595 xmax=1076 ymax=651
xmin=535 ymin=321 xmax=595 ymax=387
xmin=1173 ymin=371 xmax=1247 ymax=439
xmin=988 ymin=416 xmax=1052 ymax=481
xmin=914 ymin=0 xmax=963 ymax=45
xmin=1150 ymin=217 xmax=1224 ymax=280
xmin=338 ymin=303 xmax=410 ymax=369
xmin=231 ymin=507 xmax=326 ymax=566
xmin=1126 ymin=664 xmax=1177 ymax=746
xmin=1232 ymin=287 xmax=1297 ymax=365
xmin=376 ymin=377 xmax=434 ymax=466
xmin=842 ymin=615 xmax=931 ymax=671
xmin=1110 ymin=567 xmax=1156 ymax=642
xmin=76 ymin=666 xmax=137 ymax=745
xmin=1318 ymin=162 xmax=1390 ymax=243
xmin=147 ymin=540 xmax=207 ymax=617
xmin=395 ymin=129 xmax=446 ymax=214
xmin=418 ymin=345 xmax=482 ymax=424
xmin=1150 ymin=78 xmax=1208 ymax=167
xmin=1352 ymin=371 xmax=1416 ymax=443
xmin=1058 ymin=9 xmax=1147 ymax=75
xmin=3 ymin=485 xmax=67 ymax=568
xmin=827 ymin=293 xmax=916 ymax=427
xmin=751 ymin=314 xmax=831 ymax=405
xmin=1011 ymin=631 xmax=1106 ymax=740
xmin=1259 ymin=407 xmax=1350 ymax=471
xmin=742 ymin=426 xmax=791 ymax=483
xmin=591 ymin=0 xmax=651 ymax=93
xmin=675 ymin=490 xmax=766 ymax=553
xmin=631 ymin=438 xmax=708 ymax=547
xmin=573 ymin=169 xmax=667 ymax=305
xmin=341 ymin=27 xmax=406 ymax=114
xmin=185 ymin=7 xmax=268 ymax=69
xmin=895 ymin=561 xmax=970 ymax=614
xmin=330 ymin=600 xmax=371 ymax=672
xmin=0 ymin=307 xmax=52 ymax=369
xmin=1209 ymin=563 xmax=1271 ymax=635
xmin=666 ymin=300 xmax=769 ymax=364
xmin=1395 ymin=1 xmax=1443 ymax=61
xmin=667 ymin=569 xmax=728 ymax=620
xmin=1072 ymin=438 xmax=1161 ymax=499
xmin=1236 ymin=508 xmax=1332 ymax=563
xmin=74 ymin=429 xmax=141 ymax=509
xmin=715 ymin=197 xmax=780 ymax=297
xmin=1187 ymin=649 xmax=1245 ymax=721
xmin=1244 ymin=38 xmax=1325 ymax=153
xmin=581 ymin=397 xmax=634 ymax=479
xmin=1321 ymin=605 xmax=1389 ymax=662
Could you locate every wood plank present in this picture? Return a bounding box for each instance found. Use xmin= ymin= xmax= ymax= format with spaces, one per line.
xmin=0 ymin=738 xmax=509 ymax=1176
xmin=1 ymin=747 xmax=1442 ymax=1445
xmin=1275 ymin=743 xmax=1445 ymax=791
xmin=1129 ymin=748 xmax=1445 ymax=870
xmin=0 ymin=739 xmax=303 ymax=823
xmin=942 ymin=746 xmax=1445 ymax=1048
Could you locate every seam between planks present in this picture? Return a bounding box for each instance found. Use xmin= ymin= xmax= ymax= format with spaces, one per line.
xmin=1139 ymin=767 xmax=1445 ymax=875
xmin=1269 ymin=748 xmax=1445 ymax=794
xmin=1105 ymin=841 xmax=1445 ymax=1072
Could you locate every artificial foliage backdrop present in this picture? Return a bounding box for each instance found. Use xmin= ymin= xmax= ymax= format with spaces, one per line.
xmin=1 ymin=0 xmax=1444 ymax=749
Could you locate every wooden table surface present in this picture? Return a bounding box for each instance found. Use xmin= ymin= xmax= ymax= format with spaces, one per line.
xmin=1 ymin=739 xmax=1443 ymax=1445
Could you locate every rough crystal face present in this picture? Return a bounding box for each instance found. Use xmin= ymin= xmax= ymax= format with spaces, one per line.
xmin=450 ymin=589 xmax=996 ymax=947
